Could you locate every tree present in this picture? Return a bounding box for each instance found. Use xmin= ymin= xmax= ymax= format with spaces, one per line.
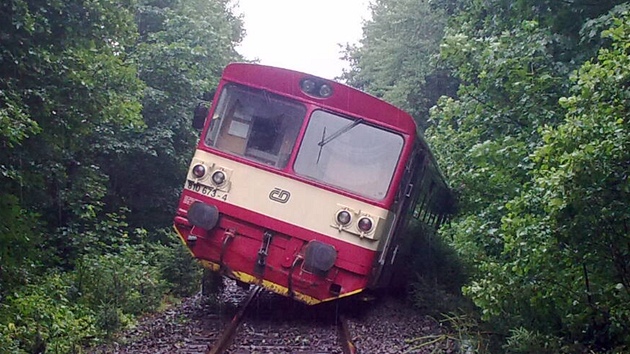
xmin=341 ymin=0 xmax=456 ymax=127
xmin=0 ymin=0 xmax=245 ymax=350
xmin=0 ymin=0 xmax=144 ymax=278
xmin=341 ymin=0 xmax=630 ymax=350
xmin=99 ymin=0 xmax=244 ymax=231
xmin=495 ymin=13 xmax=630 ymax=349
xmin=427 ymin=2 xmax=630 ymax=351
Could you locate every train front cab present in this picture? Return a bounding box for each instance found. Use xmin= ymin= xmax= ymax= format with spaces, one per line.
xmin=174 ymin=63 xmax=425 ymax=305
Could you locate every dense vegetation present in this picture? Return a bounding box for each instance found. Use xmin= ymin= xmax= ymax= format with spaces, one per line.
xmin=0 ymin=0 xmax=242 ymax=351
xmin=344 ymin=0 xmax=630 ymax=352
xmin=2 ymin=0 xmax=629 ymax=352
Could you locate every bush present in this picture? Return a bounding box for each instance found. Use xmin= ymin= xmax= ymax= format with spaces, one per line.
xmin=0 ymin=273 xmax=98 ymax=354
xmin=0 ymin=195 xmax=43 ymax=297
xmin=405 ymin=221 xmax=484 ymax=351
xmin=0 ymin=235 xmax=187 ymax=352
xmin=152 ymin=229 xmax=203 ymax=297
xmin=73 ymin=246 xmax=167 ymax=334
xmin=403 ymin=220 xmax=470 ymax=314
xmin=503 ymin=327 xmax=563 ymax=354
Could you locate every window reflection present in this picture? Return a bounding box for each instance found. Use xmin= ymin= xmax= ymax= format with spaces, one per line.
xmin=294 ymin=110 xmax=404 ymax=200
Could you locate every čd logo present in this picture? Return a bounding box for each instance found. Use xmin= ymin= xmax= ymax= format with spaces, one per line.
xmin=269 ymin=188 xmax=291 ymax=203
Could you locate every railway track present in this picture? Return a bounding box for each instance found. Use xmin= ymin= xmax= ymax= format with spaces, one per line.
xmin=87 ymin=280 xmax=362 ymax=354
xmin=197 ymin=286 xmax=358 ymax=354
xmin=206 ymin=286 xmax=262 ymax=354
xmin=87 ymin=280 xmax=454 ymax=354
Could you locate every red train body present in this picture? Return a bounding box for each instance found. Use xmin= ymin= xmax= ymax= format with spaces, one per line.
xmin=173 ymin=63 xmax=452 ymax=304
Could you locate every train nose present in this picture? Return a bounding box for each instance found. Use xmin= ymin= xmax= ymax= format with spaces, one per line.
xmin=187 ymin=201 xmax=219 ymax=230
xmin=303 ymin=241 xmax=337 ymax=276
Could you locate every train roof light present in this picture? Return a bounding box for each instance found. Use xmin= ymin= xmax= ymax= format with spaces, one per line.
xmin=319 ymin=84 xmax=333 ymax=98
xmin=301 ymin=79 xmax=316 ymax=94
xmin=300 ymin=77 xmax=333 ymax=99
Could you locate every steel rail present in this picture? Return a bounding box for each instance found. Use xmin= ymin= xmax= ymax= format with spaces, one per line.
xmin=206 ymin=286 xmax=262 ymax=354
xmin=338 ymin=314 xmax=358 ymax=354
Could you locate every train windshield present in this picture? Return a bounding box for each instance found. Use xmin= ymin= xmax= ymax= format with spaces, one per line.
xmin=294 ymin=110 xmax=404 ymax=200
xmin=205 ymin=84 xmax=306 ymax=168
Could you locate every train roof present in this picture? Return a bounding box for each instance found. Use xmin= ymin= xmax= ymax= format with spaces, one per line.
xmin=221 ymin=63 xmax=417 ymax=135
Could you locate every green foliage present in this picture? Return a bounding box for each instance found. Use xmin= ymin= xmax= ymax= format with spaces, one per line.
xmin=0 ymin=0 xmax=244 ymax=350
xmin=342 ymin=0 xmax=456 ymax=126
xmin=406 ymin=313 xmax=486 ymax=353
xmin=0 ymin=0 xmax=145 ymax=275
xmin=502 ymin=327 xmax=563 ymax=354
xmin=495 ymin=14 xmax=630 ymax=349
xmin=46 ymin=206 xmax=149 ymax=270
xmin=0 ymin=246 xmax=167 ymax=352
xmin=152 ymin=229 xmax=203 ymax=297
xmin=426 ymin=24 xmax=569 ymax=314
xmin=398 ymin=220 xmax=469 ymax=315
xmin=0 ymin=273 xmax=98 ymax=354
xmin=73 ymin=246 xmax=167 ymax=334
xmin=346 ymin=0 xmax=630 ymax=351
xmin=428 ymin=5 xmax=630 ymax=352
xmin=437 ymin=19 xmax=569 ymax=139
xmin=1 ymin=0 xmax=244 ymax=280
xmin=437 ymin=0 xmax=621 ymax=44
xmin=0 ymin=195 xmax=42 ymax=296
xmin=0 ymin=89 xmax=41 ymax=148
xmin=100 ymin=0 xmax=244 ymax=229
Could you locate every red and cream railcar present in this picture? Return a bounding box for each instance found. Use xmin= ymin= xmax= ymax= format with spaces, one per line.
xmin=173 ymin=63 xmax=453 ymax=305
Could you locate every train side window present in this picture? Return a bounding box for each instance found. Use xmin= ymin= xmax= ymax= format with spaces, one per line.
xmin=412 ymin=155 xmax=433 ymax=219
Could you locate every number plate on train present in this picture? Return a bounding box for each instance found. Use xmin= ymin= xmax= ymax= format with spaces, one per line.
xmin=186 ymin=180 xmax=228 ymax=201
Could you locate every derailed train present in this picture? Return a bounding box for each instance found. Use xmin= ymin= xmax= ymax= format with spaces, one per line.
xmin=173 ymin=63 xmax=455 ymax=305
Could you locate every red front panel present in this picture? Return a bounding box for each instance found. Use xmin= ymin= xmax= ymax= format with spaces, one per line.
xmin=174 ymin=189 xmax=376 ymax=303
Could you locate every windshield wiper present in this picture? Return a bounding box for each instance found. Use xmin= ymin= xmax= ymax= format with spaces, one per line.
xmin=317 ymin=118 xmax=363 ymax=147
xmin=317 ymin=127 xmax=326 ymax=164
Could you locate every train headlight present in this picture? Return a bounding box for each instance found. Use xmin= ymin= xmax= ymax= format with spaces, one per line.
xmin=211 ymin=170 xmax=226 ymax=186
xmin=336 ymin=210 xmax=352 ymax=226
xmin=319 ymin=84 xmax=333 ymax=98
xmin=358 ymin=217 xmax=374 ymax=232
xmin=301 ymin=79 xmax=316 ymax=94
xmin=192 ymin=164 xmax=206 ymax=178
xmin=300 ymin=77 xmax=333 ymax=98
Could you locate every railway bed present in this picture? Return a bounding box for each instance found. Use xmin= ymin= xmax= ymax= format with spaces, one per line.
xmin=210 ymin=286 xmax=354 ymax=354
xmin=88 ymin=279 xmax=456 ymax=354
